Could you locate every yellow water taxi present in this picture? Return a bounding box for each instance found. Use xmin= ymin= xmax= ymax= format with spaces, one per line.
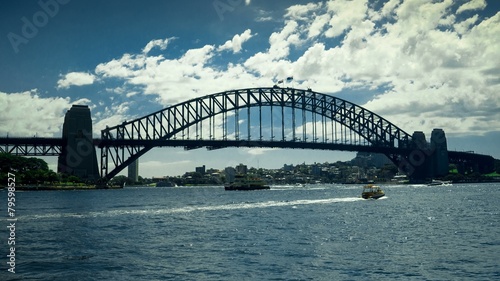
xmin=361 ymin=184 xmax=385 ymax=199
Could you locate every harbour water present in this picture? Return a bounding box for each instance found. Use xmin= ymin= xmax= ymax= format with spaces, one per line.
xmin=2 ymin=183 xmax=499 ymax=280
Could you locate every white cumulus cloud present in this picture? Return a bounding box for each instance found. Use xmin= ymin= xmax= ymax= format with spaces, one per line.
xmin=57 ymin=72 xmax=96 ymax=89
xmin=457 ymin=0 xmax=487 ymax=14
xmin=0 ymin=90 xmax=91 ymax=137
xmin=218 ymin=29 xmax=254 ymax=53
xmin=142 ymin=37 xmax=172 ymax=54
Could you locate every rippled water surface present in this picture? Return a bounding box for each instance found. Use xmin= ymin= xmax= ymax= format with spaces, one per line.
xmin=2 ymin=183 xmax=499 ymax=280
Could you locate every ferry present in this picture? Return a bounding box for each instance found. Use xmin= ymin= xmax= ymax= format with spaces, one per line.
xmin=225 ymin=174 xmax=270 ymax=191
xmin=427 ymin=180 xmax=452 ymax=186
xmin=361 ymin=184 xmax=385 ymax=199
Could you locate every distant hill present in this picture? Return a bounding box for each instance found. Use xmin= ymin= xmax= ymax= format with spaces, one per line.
xmin=350 ymin=152 xmax=393 ymax=168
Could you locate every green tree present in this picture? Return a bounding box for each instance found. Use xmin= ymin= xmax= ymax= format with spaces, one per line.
xmin=449 ymin=164 xmax=458 ymax=173
xmin=377 ymin=164 xmax=398 ymax=181
xmin=0 ymin=153 xmax=56 ymax=184
xmin=110 ymin=175 xmax=134 ymax=186
xmin=66 ymin=175 xmax=83 ymax=184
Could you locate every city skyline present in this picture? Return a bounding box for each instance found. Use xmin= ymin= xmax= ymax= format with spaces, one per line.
xmin=1 ymin=0 xmax=499 ymax=177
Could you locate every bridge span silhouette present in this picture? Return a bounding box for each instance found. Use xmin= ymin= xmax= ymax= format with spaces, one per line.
xmin=0 ymin=87 xmax=495 ymax=184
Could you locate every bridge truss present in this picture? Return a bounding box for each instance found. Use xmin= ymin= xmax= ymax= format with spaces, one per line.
xmin=100 ymin=87 xmax=413 ymax=181
xmin=0 ymin=88 xmax=494 ymax=182
xmin=0 ymin=137 xmax=64 ymax=156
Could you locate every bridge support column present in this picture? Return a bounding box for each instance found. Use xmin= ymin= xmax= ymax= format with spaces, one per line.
xmin=57 ymin=105 xmax=99 ymax=182
xmin=128 ymin=159 xmax=139 ymax=182
xmin=408 ymin=131 xmax=431 ymax=182
xmin=430 ymin=128 xmax=449 ymax=177
xmin=406 ymin=129 xmax=449 ymax=182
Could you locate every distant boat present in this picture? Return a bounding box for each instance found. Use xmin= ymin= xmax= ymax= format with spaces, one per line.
xmin=156 ymin=181 xmax=178 ymax=187
xmin=391 ymin=174 xmax=409 ymax=184
xmin=427 ymin=180 xmax=452 ymax=186
xmin=225 ymin=174 xmax=270 ymax=191
xmin=361 ymin=184 xmax=385 ymax=199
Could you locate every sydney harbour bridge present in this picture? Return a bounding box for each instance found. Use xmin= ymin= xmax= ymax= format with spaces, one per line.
xmin=0 ymin=87 xmax=495 ymax=184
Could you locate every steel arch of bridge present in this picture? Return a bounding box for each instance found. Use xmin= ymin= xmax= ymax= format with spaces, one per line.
xmin=100 ymin=87 xmax=412 ymax=181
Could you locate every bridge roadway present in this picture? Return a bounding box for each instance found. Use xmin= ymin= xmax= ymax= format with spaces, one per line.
xmin=0 ymin=137 xmax=65 ymax=156
xmin=0 ymin=137 xmax=407 ymax=155
xmin=0 ymin=137 xmax=494 ymax=171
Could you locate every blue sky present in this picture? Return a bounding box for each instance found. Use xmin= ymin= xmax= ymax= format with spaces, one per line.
xmin=1 ymin=0 xmax=499 ymax=177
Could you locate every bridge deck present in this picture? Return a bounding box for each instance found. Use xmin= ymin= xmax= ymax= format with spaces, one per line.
xmin=0 ymin=137 xmax=65 ymax=156
xmin=0 ymin=137 xmax=493 ymax=163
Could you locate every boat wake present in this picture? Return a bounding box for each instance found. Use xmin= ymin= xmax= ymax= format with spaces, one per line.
xmin=170 ymin=197 xmax=364 ymax=213
xmin=18 ymin=197 xmax=364 ymax=220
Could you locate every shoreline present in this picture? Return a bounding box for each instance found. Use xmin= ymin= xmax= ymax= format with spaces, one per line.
xmin=10 ymin=185 xmax=123 ymax=191
xmin=3 ymin=179 xmax=498 ymax=191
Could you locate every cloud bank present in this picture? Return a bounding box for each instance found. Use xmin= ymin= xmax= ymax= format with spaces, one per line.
xmin=5 ymin=0 xmax=499 ymax=141
xmin=86 ymin=0 xmax=499 ymax=137
xmin=0 ymin=90 xmax=90 ymax=137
